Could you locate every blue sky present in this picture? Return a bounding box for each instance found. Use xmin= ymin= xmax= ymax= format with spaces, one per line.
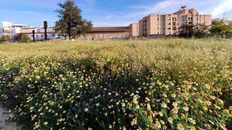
xmin=0 ymin=0 xmax=232 ymax=27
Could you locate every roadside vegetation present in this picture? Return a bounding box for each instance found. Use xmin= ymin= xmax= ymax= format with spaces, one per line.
xmin=0 ymin=39 xmax=231 ymax=130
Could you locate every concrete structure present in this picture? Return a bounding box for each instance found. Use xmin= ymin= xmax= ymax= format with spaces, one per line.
xmin=1 ymin=21 xmax=59 ymax=41
xmin=2 ymin=21 xmax=30 ymax=37
xmin=20 ymin=27 xmax=58 ymax=41
xmin=138 ymin=6 xmax=212 ymax=37
xmin=78 ymin=26 xmax=130 ymax=40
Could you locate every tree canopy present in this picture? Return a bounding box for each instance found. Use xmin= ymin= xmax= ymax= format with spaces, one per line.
xmin=55 ymin=0 xmax=92 ymax=39
xmin=179 ymin=24 xmax=210 ymax=38
xmin=210 ymin=21 xmax=232 ymax=38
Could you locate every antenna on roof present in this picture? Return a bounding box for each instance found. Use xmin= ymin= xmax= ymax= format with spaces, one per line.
xmin=181 ymin=5 xmax=186 ymax=9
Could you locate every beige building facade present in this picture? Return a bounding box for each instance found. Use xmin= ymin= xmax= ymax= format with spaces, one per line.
xmin=137 ymin=6 xmax=212 ymax=37
xmin=129 ymin=23 xmax=139 ymax=37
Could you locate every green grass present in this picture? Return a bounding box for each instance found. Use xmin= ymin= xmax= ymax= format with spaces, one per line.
xmin=0 ymin=39 xmax=231 ymax=130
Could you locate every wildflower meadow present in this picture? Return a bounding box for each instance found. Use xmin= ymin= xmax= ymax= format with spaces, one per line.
xmin=0 ymin=39 xmax=231 ymax=130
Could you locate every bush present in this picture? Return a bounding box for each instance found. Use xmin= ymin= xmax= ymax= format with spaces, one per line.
xmin=0 ymin=39 xmax=231 ymax=130
xmin=14 ymin=34 xmax=31 ymax=43
xmin=1 ymin=35 xmax=11 ymax=42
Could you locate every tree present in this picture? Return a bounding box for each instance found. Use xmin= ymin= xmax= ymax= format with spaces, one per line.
xmin=179 ymin=24 xmax=210 ymax=38
xmin=179 ymin=24 xmax=195 ymax=38
xmin=210 ymin=21 xmax=232 ymax=38
xmin=193 ymin=24 xmax=210 ymax=38
xmin=55 ymin=0 xmax=93 ymax=39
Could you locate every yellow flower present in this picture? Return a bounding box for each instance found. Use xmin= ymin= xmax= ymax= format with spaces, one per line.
xmin=189 ymin=118 xmax=196 ymax=125
xmin=190 ymin=126 xmax=196 ymax=130
xmin=183 ymin=106 xmax=189 ymax=112
xmin=229 ymin=106 xmax=232 ymax=110
xmin=131 ymin=118 xmax=138 ymax=126
xmin=147 ymin=104 xmax=151 ymax=111
xmin=152 ymin=123 xmax=156 ymax=129
xmin=161 ymin=102 xmax=168 ymax=108
xmin=171 ymin=107 xmax=179 ymax=114
xmin=171 ymin=93 xmax=176 ymax=98
xmin=156 ymin=121 xmax=161 ymax=129
xmin=159 ymin=111 xmax=163 ymax=117
xmin=177 ymin=123 xmax=184 ymax=130
xmin=220 ymin=124 xmax=227 ymax=130
xmin=35 ymin=75 xmax=40 ymax=80
xmin=167 ymin=117 xmax=173 ymax=124
xmin=163 ymin=125 xmax=167 ymax=129
xmin=160 ymin=120 xmax=165 ymax=125
xmin=44 ymin=122 xmax=48 ymax=125
xmin=172 ymin=102 xmax=178 ymax=108
xmin=133 ymin=95 xmax=139 ymax=104
xmin=148 ymin=115 xmax=153 ymax=121
xmin=154 ymin=111 xmax=158 ymax=115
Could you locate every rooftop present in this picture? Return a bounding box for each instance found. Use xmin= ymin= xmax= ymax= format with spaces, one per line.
xmin=90 ymin=26 xmax=130 ymax=32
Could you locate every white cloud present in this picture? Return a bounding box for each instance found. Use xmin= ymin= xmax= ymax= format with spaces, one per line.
xmin=211 ymin=0 xmax=232 ymax=18
xmin=92 ymin=0 xmax=232 ymax=26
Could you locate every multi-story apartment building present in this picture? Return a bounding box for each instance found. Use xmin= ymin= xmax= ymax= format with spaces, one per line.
xmin=138 ymin=6 xmax=212 ymax=37
xmin=129 ymin=23 xmax=139 ymax=37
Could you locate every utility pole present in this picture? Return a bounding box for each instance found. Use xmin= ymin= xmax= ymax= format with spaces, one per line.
xmin=32 ymin=30 xmax=35 ymax=42
xmin=44 ymin=21 xmax=48 ymax=41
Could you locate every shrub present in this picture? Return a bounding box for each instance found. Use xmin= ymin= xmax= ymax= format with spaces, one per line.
xmin=1 ymin=35 xmax=11 ymax=42
xmin=14 ymin=34 xmax=31 ymax=43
